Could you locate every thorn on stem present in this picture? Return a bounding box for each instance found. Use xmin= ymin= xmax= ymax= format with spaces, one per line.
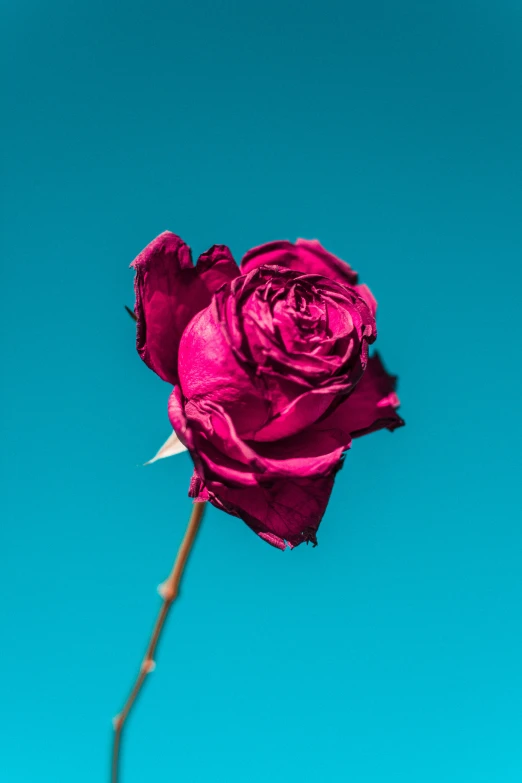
xmin=157 ymin=582 xmax=167 ymax=598
xmin=141 ymin=659 xmax=156 ymax=674
xmin=157 ymin=582 xmax=175 ymax=601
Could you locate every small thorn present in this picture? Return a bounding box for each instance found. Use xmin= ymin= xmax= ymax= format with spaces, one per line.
xmin=125 ymin=305 xmax=137 ymax=321
xmin=157 ymin=581 xmax=175 ymax=601
xmin=141 ymin=659 xmax=156 ymax=674
xmin=157 ymin=582 xmax=167 ymax=598
xmin=112 ymin=714 xmax=122 ymax=729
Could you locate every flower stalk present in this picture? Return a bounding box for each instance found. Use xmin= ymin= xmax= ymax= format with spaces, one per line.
xmin=111 ymin=501 xmax=206 ymax=783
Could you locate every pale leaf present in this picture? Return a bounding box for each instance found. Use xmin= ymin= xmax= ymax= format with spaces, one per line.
xmin=145 ymin=431 xmax=187 ymax=465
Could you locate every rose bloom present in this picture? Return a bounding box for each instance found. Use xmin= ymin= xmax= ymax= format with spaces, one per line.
xmin=132 ymin=232 xmax=404 ymax=550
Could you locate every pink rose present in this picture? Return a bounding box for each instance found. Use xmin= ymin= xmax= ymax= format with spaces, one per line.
xmin=132 ymin=232 xmax=404 ymax=549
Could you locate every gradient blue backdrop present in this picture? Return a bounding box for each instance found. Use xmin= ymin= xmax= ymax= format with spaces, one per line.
xmin=2 ymin=1 xmax=521 ymax=781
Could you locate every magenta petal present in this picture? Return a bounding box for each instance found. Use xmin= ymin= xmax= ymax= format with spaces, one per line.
xmin=167 ymin=385 xmax=194 ymax=449
xmin=258 ymin=532 xmax=287 ymax=551
xmin=131 ymin=232 xmax=191 ymax=383
xmin=202 ymin=472 xmax=337 ymax=549
xmin=177 ymin=304 xmax=269 ymax=435
xmin=355 ymin=283 xmax=377 ymax=318
xmin=252 ymin=387 xmax=341 ymax=441
xmin=188 ymin=470 xmax=210 ymax=502
xmin=171 ymin=391 xmax=346 ymax=483
xmin=322 ymin=353 xmax=405 ymax=438
xmin=195 ymin=244 xmax=240 ymax=295
xmin=169 ymin=387 xmax=346 ymax=547
xmin=131 ymin=232 xmax=239 ymax=384
xmin=240 ymin=238 xmax=359 ymax=287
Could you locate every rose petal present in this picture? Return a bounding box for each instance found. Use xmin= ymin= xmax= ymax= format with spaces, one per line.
xmin=178 ymin=304 xmax=271 ymax=436
xmin=195 ymin=244 xmax=241 ymax=293
xmin=145 ymin=430 xmax=188 ymax=465
xmin=172 ymin=392 xmax=348 ymax=483
xmin=199 ymin=470 xmax=338 ymax=549
xmin=131 ymin=232 xmax=238 ymax=383
xmin=251 ymin=386 xmax=343 ymax=441
xmin=318 ymin=352 xmax=405 ymax=438
xmin=355 ymin=283 xmax=377 ymax=318
xmin=240 ymin=238 xmax=359 ymax=287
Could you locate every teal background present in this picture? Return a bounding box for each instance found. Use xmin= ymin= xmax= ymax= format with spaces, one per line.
xmin=2 ymin=1 xmax=521 ymax=781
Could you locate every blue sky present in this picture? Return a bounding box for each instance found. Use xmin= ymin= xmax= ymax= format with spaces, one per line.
xmin=1 ymin=1 xmax=521 ymax=781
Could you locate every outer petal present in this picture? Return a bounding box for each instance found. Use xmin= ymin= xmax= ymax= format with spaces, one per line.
xmin=355 ymin=283 xmax=377 ymax=318
xmin=251 ymin=383 xmax=348 ymax=442
xmin=177 ymin=303 xmax=270 ymax=437
xmin=241 ymin=238 xmax=359 ymax=287
xmin=169 ymin=387 xmax=347 ymax=549
xmin=195 ymin=244 xmax=241 ymax=294
xmin=192 ymin=469 xmax=340 ymax=550
xmin=317 ymin=352 xmax=405 ymax=439
xmin=169 ymin=389 xmax=348 ymax=483
xmin=131 ymin=232 xmax=238 ymax=383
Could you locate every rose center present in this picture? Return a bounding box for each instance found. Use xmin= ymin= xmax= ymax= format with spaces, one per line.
xmin=271 ymin=281 xmax=329 ymax=354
